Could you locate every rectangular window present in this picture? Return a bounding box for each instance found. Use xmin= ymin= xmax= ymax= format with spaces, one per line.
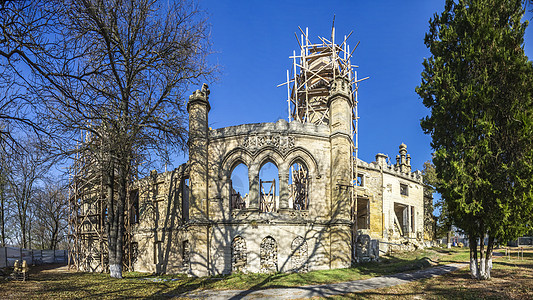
xmin=356 ymin=174 xmax=364 ymax=187
xmin=400 ymin=183 xmax=409 ymax=196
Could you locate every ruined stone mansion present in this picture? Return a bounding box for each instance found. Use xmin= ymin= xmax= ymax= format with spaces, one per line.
xmin=70 ymin=28 xmax=433 ymax=276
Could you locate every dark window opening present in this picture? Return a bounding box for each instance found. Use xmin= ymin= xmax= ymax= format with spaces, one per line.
xmin=356 ymin=198 xmax=370 ymax=229
xmin=182 ymin=178 xmax=189 ymax=221
xmin=394 ymin=203 xmax=409 ymax=236
xmin=289 ymin=162 xmax=309 ymax=210
xmin=400 ymin=183 xmax=409 ymax=196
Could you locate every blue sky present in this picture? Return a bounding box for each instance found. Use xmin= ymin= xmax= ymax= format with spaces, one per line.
xmin=188 ymin=1 xmax=533 ymax=173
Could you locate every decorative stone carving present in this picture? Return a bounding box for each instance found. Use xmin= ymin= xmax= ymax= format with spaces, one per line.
xmin=242 ymin=133 xmax=295 ymax=154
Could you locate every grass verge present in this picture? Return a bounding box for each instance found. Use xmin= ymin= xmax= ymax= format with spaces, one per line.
xmin=1 ymin=247 xmax=529 ymax=299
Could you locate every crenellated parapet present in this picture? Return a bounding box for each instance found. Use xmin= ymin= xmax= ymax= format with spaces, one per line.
xmin=355 ymin=144 xmax=423 ymax=184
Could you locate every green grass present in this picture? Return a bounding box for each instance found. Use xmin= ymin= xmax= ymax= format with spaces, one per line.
xmin=326 ymin=248 xmax=533 ymax=299
xmin=0 ymin=247 xmax=473 ymax=299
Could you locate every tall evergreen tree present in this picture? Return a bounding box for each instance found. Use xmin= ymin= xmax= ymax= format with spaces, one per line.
xmin=417 ymin=0 xmax=533 ymax=279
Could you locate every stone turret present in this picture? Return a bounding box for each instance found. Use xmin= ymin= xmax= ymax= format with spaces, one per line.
xmin=187 ymin=83 xmax=210 ymax=219
xmin=187 ymin=83 xmax=210 ymax=276
xmin=395 ymin=143 xmax=411 ymax=174
xmin=328 ymin=76 xmax=353 ymax=269
xmin=375 ymin=153 xmax=388 ymax=168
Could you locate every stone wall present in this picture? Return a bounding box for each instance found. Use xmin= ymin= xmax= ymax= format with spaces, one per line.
xmin=128 ymin=84 xmax=430 ymax=277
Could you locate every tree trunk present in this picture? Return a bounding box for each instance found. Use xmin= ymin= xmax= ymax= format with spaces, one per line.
xmin=108 ymin=159 xmax=127 ymax=279
xmin=51 ymin=221 xmax=59 ymax=251
xmin=106 ymin=162 xmax=123 ymax=278
xmin=479 ymin=233 xmax=486 ymax=280
xmin=0 ymin=193 xmax=5 ymax=247
xmin=480 ymin=235 xmax=494 ymax=280
xmin=469 ymin=234 xmax=479 ymax=279
xmin=447 ymin=230 xmax=452 ymax=249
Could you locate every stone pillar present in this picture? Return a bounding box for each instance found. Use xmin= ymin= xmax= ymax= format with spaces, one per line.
xmin=187 ymin=84 xmax=210 ymax=276
xmin=407 ymin=205 xmax=411 ymax=235
xmin=279 ymin=171 xmax=289 ymax=210
xmin=399 ymin=143 xmax=407 ymax=173
xmin=396 ymin=155 xmax=400 ymax=168
xmin=328 ymin=76 xmax=353 ymax=269
xmin=248 ymin=165 xmax=259 ymax=209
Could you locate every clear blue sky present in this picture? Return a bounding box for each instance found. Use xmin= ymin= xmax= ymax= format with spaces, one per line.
xmin=190 ymin=0 xmax=533 ymax=173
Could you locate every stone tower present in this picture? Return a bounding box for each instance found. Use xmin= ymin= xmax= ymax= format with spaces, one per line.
xmin=328 ymin=76 xmax=353 ymax=269
xmin=187 ymin=83 xmax=210 ymax=276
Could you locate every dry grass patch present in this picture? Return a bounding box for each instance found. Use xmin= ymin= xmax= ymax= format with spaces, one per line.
xmin=327 ymin=248 xmax=533 ymax=299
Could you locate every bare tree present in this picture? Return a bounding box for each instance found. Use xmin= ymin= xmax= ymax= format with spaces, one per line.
xmin=4 ymin=138 xmax=50 ymax=248
xmin=0 ymin=1 xmax=62 ymax=146
xmin=39 ymin=0 xmax=213 ymax=278
xmin=32 ymin=181 xmax=69 ymax=250
xmin=0 ymin=0 xmax=214 ymax=278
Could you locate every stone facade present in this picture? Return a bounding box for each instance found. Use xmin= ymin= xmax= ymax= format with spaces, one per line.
xmin=127 ymin=80 xmax=432 ymax=276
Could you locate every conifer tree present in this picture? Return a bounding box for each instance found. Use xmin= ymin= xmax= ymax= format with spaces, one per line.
xmin=417 ymin=0 xmax=533 ymax=279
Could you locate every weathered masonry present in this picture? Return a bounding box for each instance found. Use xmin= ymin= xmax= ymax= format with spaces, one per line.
xmin=70 ymin=27 xmax=433 ymax=276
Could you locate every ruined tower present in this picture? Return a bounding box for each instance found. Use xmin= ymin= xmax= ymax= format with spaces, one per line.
xmin=280 ymin=27 xmax=365 ymax=267
xmin=187 ymin=84 xmax=210 ymax=276
xmin=328 ymin=75 xmax=354 ymax=268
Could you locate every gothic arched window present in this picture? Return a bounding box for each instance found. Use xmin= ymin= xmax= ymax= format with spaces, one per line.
xmin=259 ymin=162 xmax=279 ymax=213
xmin=289 ymin=161 xmax=309 ymax=210
xmin=230 ymin=163 xmax=249 ymax=209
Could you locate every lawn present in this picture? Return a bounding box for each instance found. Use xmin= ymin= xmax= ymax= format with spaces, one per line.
xmin=329 ymin=248 xmax=533 ymax=299
xmin=0 ymin=247 xmax=530 ymax=299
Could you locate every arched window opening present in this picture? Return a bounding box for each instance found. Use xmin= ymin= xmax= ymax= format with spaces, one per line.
xmin=230 ymin=163 xmax=249 ymax=209
xmin=231 ymin=236 xmax=247 ymax=273
xmin=290 ymin=236 xmax=308 ymax=272
xmin=260 ymin=236 xmax=278 ymax=273
xmin=289 ymin=161 xmax=309 ymax=210
xmin=259 ymin=162 xmax=279 ymax=213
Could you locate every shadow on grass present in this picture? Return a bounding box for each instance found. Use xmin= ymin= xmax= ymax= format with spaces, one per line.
xmin=149 ymin=253 xmax=451 ymax=298
xmin=20 ymin=249 xmax=471 ymax=299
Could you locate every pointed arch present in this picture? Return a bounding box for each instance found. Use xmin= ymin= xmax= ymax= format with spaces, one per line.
xmin=290 ymin=236 xmax=308 ymax=272
xmin=231 ymin=236 xmax=247 ymax=272
xmin=260 ymin=236 xmax=278 ymax=273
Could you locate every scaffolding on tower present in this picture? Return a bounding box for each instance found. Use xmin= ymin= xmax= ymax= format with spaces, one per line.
xmin=279 ymin=24 xmax=368 ymax=259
